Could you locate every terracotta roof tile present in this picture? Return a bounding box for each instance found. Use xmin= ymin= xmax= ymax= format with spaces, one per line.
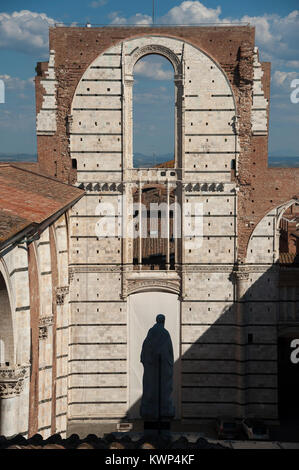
xmin=0 ymin=163 xmax=84 ymax=245
xmin=279 ymin=252 xmax=296 ymax=264
xmin=155 ymin=159 xmax=174 ymax=168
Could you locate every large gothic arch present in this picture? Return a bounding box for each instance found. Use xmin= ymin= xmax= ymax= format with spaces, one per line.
xmin=70 ymin=34 xmax=238 ymax=174
xmin=246 ymin=198 xmax=298 ymax=264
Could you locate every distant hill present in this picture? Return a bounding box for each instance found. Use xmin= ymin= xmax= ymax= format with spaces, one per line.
xmin=0 ymin=153 xmax=37 ymax=162
xmin=134 ymin=154 xmax=299 ymax=168
xmin=133 ymin=152 xmax=174 ymax=168
xmin=268 ymin=156 xmax=299 ymax=167
xmin=0 ymin=153 xmax=298 ymax=168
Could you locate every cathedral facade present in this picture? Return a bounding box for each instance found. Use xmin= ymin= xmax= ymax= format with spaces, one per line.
xmin=0 ymin=25 xmax=298 ymax=438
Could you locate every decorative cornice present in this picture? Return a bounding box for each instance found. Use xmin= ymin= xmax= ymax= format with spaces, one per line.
xmin=39 ymin=315 xmax=54 ymax=339
xmin=233 ymin=270 xmax=250 ymax=281
xmin=0 ymin=364 xmax=29 ymax=398
xmin=183 ymin=265 xmax=234 ymax=273
xmin=76 ymin=182 xmax=123 ymax=193
xmin=183 ymin=182 xmax=225 ymax=193
xmin=69 ymin=266 xmax=121 ymax=277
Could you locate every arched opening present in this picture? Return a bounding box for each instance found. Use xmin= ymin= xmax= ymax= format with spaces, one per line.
xmin=133 ymin=55 xmax=175 ymax=168
xmin=132 ymin=185 xmax=177 ymax=270
xmin=279 ymin=202 xmax=299 ymax=265
xmin=0 ymin=272 xmax=14 ymax=366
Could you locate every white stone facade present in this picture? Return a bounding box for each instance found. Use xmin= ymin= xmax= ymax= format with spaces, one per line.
xmin=66 ymin=35 xmax=280 ymax=427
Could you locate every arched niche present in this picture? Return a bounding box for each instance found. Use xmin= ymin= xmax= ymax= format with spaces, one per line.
xmin=0 ymin=263 xmax=15 ymax=365
xmin=127 ymin=290 xmax=180 ymax=419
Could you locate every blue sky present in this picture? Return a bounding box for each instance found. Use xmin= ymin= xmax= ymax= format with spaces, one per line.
xmin=0 ymin=1 xmax=298 ymax=157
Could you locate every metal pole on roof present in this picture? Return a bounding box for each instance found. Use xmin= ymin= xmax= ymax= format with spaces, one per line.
xmin=152 ymin=0 xmax=155 ymax=25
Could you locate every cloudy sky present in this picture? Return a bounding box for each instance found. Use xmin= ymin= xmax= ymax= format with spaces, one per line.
xmin=0 ymin=0 xmax=298 ymax=158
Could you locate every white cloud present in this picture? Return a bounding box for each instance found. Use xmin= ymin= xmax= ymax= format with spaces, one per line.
xmin=239 ymin=11 xmax=299 ymax=63
xmin=0 ymin=106 xmax=35 ymax=130
xmin=0 ymin=74 xmax=34 ymax=90
xmin=108 ymin=12 xmax=151 ymax=25
xmin=134 ymin=60 xmax=173 ymax=80
xmin=134 ymin=90 xmax=170 ymax=104
xmin=107 ymin=2 xmax=299 ymax=73
xmin=0 ymin=10 xmax=56 ymax=55
xmin=109 ymin=1 xmax=222 ymax=26
xmin=90 ymin=0 xmax=107 ymax=8
xmin=160 ymin=1 xmax=222 ymax=24
xmin=272 ymin=70 xmax=298 ymax=90
xmin=240 ymin=15 xmax=276 ymax=47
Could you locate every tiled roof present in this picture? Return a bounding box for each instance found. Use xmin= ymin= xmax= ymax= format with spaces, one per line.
xmin=0 ymin=433 xmax=227 ymax=449
xmin=155 ymin=159 xmax=175 ymax=168
xmin=0 ymin=163 xmax=84 ymax=245
xmin=279 ymin=252 xmax=297 ymax=264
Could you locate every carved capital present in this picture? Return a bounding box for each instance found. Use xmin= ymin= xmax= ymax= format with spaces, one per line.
xmin=0 ymin=364 xmax=29 ymax=399
xmin=56 ymin=286 xmax=69 ymax=305
xmin=39 ymin=315 xmax=54 ymax=339
xmin=232 ymin=267 xmax=250 ymax=282
xmin=124 ymin=75 xmax=134 ymax=87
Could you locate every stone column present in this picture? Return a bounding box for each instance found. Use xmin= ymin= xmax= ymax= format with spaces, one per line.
xmin=180 ymin=183 xmax=186 ymax=298
xmin=273 ymin=227 xmax=281 ymax=263
xmin=122 ymin=76 xmax=134 ymax=179
xmin=138 ymin=179 xmax=142 ymax=270
xmin=0 ymin=364 xmax=28 ymax=436
xmin=166 ymin=180 xmax=170 ymax=270
xmin=174 ymin=75 xmax=184 ymax=177
xmin=233 ymin=268 xmax=249 ymax=419
xmin=174 ymin=183 xmax=178 ymax=269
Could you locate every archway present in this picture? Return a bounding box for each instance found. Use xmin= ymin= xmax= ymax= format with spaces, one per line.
xmin=128 ymin=290 xmax=180 ymax=419
xmin=133 ymin=54 xmax=174 ymax=168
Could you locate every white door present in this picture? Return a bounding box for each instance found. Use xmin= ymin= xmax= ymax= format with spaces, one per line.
xmin=128 ymin=291 xmax=180 ymax=418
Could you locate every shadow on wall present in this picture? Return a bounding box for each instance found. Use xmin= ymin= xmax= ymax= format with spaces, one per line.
xmin=123 ymin=265 xmax=299 ymax=426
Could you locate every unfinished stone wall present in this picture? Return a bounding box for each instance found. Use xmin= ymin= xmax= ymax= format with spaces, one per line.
xmin=36 ymin=26 xmax=299 ymax=428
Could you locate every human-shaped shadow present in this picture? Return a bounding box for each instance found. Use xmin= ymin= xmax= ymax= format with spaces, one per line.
xmin=140 ymin=314 xmax=175 ymax=421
